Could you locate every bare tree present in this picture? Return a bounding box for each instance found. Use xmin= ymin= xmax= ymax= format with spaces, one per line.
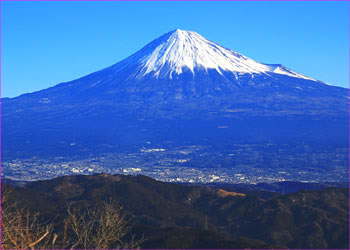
xmin=1 ymin=188 xmax=55 ymax=249
xmin=66 ymin=199 xmax=143 ymax=249
xmin=1 ymin=186 xmax=143 ymax=249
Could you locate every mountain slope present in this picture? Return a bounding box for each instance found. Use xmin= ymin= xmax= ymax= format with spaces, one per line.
xmin=2 ymin=29 xmax=348 ymax=160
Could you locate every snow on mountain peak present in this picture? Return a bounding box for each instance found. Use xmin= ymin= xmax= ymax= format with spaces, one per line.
xmin=115 ymin=29 xmax=315 ymax=81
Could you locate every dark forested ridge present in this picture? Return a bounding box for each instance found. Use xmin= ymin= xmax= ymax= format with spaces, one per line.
xmin=3 ymin=174 xmax=348 ymax=249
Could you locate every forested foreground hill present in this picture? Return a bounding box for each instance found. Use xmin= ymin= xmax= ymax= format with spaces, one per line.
xmin=2 ymin=174 xmax=349 ymax=249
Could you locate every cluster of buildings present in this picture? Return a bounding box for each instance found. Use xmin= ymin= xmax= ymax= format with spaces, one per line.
xmin=2 ymin=144 xmax=348 ymax=184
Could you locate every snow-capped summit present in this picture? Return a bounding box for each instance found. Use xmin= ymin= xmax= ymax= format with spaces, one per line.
xmin=111 ymin=29 xmax=315 ymax=81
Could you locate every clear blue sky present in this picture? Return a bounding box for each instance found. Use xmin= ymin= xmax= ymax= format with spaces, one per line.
xmin=1 ymin=1 xmax=349 ymax=97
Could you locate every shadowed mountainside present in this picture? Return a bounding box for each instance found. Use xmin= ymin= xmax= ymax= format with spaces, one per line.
xmin=4 ymin=174 xmax=348 ymax=249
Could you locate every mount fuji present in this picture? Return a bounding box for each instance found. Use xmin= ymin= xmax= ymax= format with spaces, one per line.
xmin=2 ymin=29 xmax=348 ymax=159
